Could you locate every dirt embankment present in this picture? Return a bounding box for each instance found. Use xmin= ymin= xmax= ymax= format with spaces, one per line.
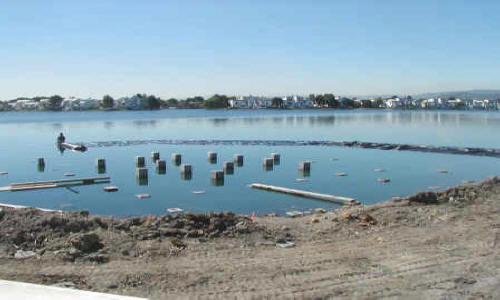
xmin=0 ymin=177 xmax=499 ymax=299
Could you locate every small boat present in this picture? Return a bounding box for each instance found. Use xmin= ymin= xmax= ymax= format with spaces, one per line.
xmin=57 ymin=142 xmax=87 ymax=152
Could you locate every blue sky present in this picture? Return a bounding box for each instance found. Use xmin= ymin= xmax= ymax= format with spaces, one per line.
xmin=1 ymin=0 xmax=499 ymax=99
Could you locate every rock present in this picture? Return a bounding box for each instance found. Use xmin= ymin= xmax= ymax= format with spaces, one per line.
xmin=276 ymin=241 xmax=295 ymax=248
xmin=69 ymin=233 xmax=103 ymax=253
xmin=14 ymin=250 xmax=37 ymax=259
xmin=311 ymin=217 xmax=320 ymax=224
xmin=314 ymin=208 xmax=326 ymax=214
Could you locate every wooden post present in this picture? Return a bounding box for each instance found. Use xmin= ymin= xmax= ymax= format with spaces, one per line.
xmin=271 ymin=153 xmax=280 ymax=164
xmin=223 ymin=161 xmax=234 ymax=175
xmin=299 ymin=161 xmax=311 ymax=172
xmin=151 ymin=151 xmax=160 ymax=162
xmin=156 ymin=160 xmax=166 ymax=174
xmin=263 ymin=158 xmax=274 ymax=171
xmin=136 ymin=156 xmax=145 ymax=168
xmin=208 ymin=152 xmax=217 ymax=163
xmin=180 ymin=164 xmax=192 ymax=174
xmin=171 ymin=153 xmax=182 ymax=165
xmin=234 ymin=154 xmax=244 ymax=167
xmin=96 ymin=159 xmax=106 ymax=174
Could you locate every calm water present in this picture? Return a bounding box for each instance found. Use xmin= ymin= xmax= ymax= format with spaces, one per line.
xmin=0 ymin=109 xmax=498 ymax=217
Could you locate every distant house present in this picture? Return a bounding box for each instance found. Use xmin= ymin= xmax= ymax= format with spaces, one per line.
xmin=13 ymin=100 xmax=40 ymax=111
xmin=282 ymin=96 xmax=314 ymax=109
xmin=385 ymin=98 xmax=402 ymax=109
xmin=115 ymin=95 xmax=144 ymax=110
xmin=228 ymin=98 xmax=249 ymax=109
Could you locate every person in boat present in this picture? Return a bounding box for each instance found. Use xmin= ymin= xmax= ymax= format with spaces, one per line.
xmin=57 ymin=132 xmax=66 ymax=144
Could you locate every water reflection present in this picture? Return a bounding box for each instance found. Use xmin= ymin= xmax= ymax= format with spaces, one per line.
xmin=137 ymin=177 xmax=148 ymax=186
xmin=210 ymin=178 xmax=224 ymax=186
xmin=181 ymin=172 xmax=192 ymax=181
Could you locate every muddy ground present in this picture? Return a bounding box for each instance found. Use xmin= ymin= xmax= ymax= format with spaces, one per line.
xmin=0 ymin=177 xmax=499 ymax=299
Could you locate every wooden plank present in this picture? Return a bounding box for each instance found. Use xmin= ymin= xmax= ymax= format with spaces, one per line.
xmin=10 ymin=176 xmax=110 ymax=187
xmin=250 ymin=183 xmax=358 ymax=205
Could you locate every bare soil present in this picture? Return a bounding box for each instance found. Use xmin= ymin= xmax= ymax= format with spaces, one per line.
xmin=0 ymin=177 xmax=499 ymax=299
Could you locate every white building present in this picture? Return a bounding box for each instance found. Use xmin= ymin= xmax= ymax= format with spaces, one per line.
xmin=13 ymin=100 xmax=40 ymax=111
xmin=115 ymin=95 xmax=144 ymax=110
xmin=385 ymin=98 xmax=402 ymax=109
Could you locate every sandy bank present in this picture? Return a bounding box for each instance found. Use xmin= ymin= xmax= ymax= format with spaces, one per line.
xmin=0 ymin=177 xmax=499 ymax=299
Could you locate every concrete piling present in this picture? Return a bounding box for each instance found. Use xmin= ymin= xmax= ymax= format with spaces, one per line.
xmin=171 ymin=153 xmax=182 ymax=165
xmin=136 ymin=156 xmax=145 ymax=168
xmin=151 ymin=151 xmax=160 ymax=162
xmin=207 ymin=152 xmax=217 ymax=163
xmin=156 ymin=160 xmax=166 ymax=174
xmin=223 ymin=161 xmax=234 ymax=175
xmin=234 ymin=154 xmax=244 ymax=167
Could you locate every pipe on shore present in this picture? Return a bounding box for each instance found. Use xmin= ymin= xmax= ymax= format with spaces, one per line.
xmin=250 ymin=183 xmax=357 ymax=205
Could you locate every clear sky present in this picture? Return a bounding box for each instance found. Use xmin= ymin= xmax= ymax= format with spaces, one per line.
xmin=1 ymin=0 xmax=499 ymax=100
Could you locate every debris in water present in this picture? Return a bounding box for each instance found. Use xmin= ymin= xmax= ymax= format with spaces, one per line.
xmin=296 ymin=178 xmax=307 ymax=182
xmin=428 ymin=186 xmax=440 ymax=190
xmin=330 ymin=158 xmax=339 ymax=161
xmin=377 ymin=178 xmax=390 ymax=183
xmin=334 ymin=172 xmax=348 ymax=177
xmin=192 ymin=190 xmax=206 ymax=194
xmin=462 ymin=180 xmax=475 ymax=184
xmin=437 ymin=169 xmax=448 ymax=174
xmin=136 ymin=194 xmax=151 ymax=199
xmin=0 ymin=172 xmax=7 ymax=175
xmin=64 ymin=173 xmax=76 ymax=177
xmin=103 ymin=186 xmax=119 ymax=192
xmin=373 ymin=168 xmax=385 ymax=172
xmin=167 ymin=208 xmax=183 ymax=213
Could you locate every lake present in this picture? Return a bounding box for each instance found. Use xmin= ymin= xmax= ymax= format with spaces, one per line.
xmin=0 ymin=109 xmax=499 ymax=217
